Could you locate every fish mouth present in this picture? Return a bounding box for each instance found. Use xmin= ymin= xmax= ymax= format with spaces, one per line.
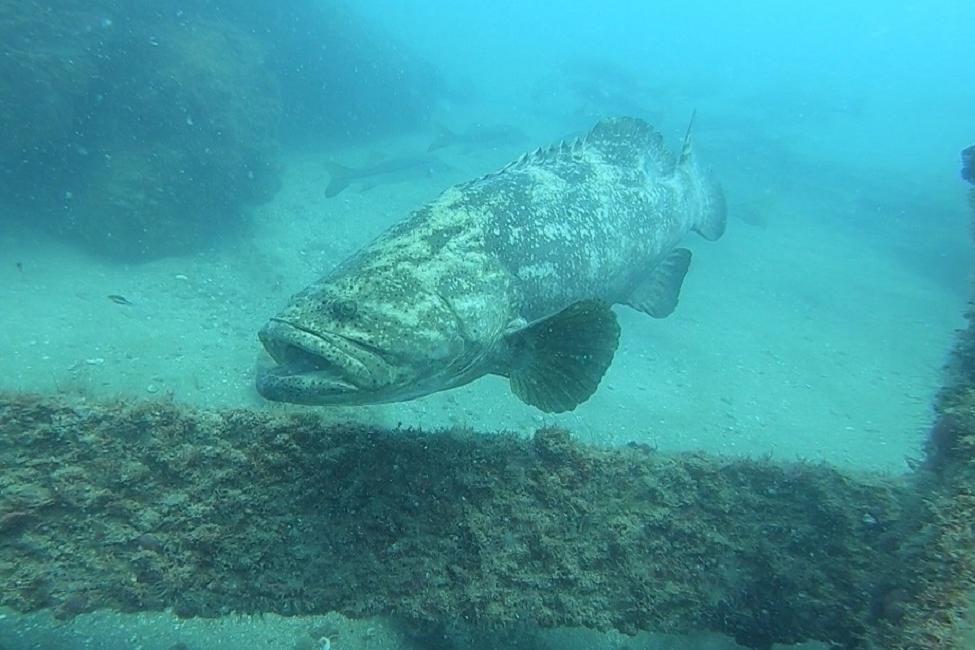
xmin=256 ymin=319 xmax=387 ymax=404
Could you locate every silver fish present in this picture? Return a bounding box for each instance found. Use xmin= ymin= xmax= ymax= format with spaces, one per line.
xmin=427 ymin=122 xmax=529 ymax=152
xmin=324 ymin=154 xmax=451 ymax=198
xmin=257 ymin=117 xmax=726 ymax=412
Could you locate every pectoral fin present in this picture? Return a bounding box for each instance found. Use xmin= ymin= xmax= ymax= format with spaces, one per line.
xmin=626 ymin=248 xmax=691 ymax=318
xmin=500 ymin=300 xmax=620 ymax=413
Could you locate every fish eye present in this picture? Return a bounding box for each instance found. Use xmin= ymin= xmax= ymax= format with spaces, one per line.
xmin=330 ymin=298 xmax=358 ymax=321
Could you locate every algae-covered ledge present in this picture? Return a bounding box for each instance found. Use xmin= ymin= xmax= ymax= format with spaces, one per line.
xmin=5 ymin=392 xmax=962 ymax=649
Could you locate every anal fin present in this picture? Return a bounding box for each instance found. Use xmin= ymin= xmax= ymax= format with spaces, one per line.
xmin=626 ymin=248 xmax=692 ymax=318
xmin=500 ymin=300 xmax=620 ymax=413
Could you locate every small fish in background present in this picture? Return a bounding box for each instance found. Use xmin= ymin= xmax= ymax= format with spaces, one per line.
xmin=15 ymin=261 xmax=22 ymax=272
xmin=108 ymin=294 xmax=134 ymax=306
xmin=529 ymin=58 xmax=667 ymax=127
xmin=729 ymin=189 xmax=781 ymax=230
xmin=427 ymin=122 xmax=529 ymax=152
xmin=323 ymin=154 xmax=452 ymax=198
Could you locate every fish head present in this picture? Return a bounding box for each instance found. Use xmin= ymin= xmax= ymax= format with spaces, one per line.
xmin=256 ymin=270 xmax=473 ymax=405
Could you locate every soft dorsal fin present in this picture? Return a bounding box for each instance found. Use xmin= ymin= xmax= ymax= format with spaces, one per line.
xmin=586 ymin=117 xmax=663 ymax=164
xmin=585 ymin=117 xmax=665 ymax=168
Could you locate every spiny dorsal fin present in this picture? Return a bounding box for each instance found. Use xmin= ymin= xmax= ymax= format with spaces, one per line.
xmin=584 ymin=117 xmax=666 ymax=169
xmin=486 ymin=133 xmax=593 ymax=181
xmin=498 ymin=137 xmax=585 ymax=173
xmin=570 ymin=136 xmax=585 ymax=160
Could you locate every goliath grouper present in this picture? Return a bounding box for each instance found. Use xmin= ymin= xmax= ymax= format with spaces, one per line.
xmin=257 ymin=116 xmax=726 ymax=412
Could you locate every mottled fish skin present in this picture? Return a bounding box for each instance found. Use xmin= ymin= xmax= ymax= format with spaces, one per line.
xmin=257 ymin=117 xmax=726 ymax=407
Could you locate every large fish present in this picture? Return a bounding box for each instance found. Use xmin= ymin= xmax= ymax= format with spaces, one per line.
xmin=257 ymin=117 xmax=726 ymax=412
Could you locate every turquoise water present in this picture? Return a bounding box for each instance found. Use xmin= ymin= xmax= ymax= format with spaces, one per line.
xmin=1 ymin=1 xmax=973 ymax=648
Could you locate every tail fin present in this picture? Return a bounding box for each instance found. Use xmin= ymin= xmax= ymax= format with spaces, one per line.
xmin=324 ymin=162 xmax=353 ymax=198
xmin=427 ymin=124 xmax=455 ymax=152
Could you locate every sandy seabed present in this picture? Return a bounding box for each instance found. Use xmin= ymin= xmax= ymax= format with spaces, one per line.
xmin=0 ymin=131 xmax=968 ymax=474
xmin=0 ymin=124 xmax=973 ymax=650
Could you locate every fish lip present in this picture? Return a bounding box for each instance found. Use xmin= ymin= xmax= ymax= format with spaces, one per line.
xmin=257 ymin=319 xmax=382 ymax=396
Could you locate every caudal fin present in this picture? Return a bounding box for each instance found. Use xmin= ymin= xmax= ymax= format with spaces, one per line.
xmin=324 ymin=162 xmax=353 ymax=198
xmin=427 ymin=124 xmax=455 ymax=152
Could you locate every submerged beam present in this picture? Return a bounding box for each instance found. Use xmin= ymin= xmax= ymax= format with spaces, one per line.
xmin=0 ymin=393 xmax=930 ymax=649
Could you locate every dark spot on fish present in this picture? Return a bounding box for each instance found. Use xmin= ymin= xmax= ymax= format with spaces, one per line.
xmin=55 ymin=592 xmax=88 ymax=620
xmin=329 ymin=298 xmax=357 ymax=321
xmin=423 ymin=222 xmax=466 ymax=254
xmin=108 ymin=294 xmax=133 ymax=306
xmin=135 ymin=533 xmax=166 ymax=553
